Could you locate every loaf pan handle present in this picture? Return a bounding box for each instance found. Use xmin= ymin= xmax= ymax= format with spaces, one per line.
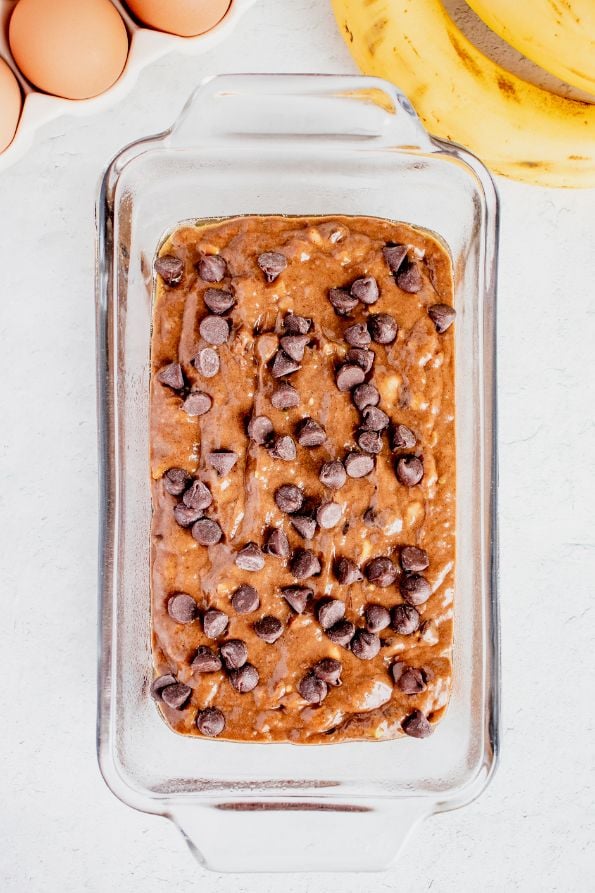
xmin=169 ymin=73 xmax=434 ymax=151
xmin=170 ymin=798 xmax=430 ymax=872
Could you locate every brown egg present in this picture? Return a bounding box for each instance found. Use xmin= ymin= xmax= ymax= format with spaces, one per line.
xmin=9 ymin=0 xmax=129 ymax=101
xmin=126 ymin=0 xmax=231 ymax=37
xmin=0 ymin=58 xmax=22 ymax=153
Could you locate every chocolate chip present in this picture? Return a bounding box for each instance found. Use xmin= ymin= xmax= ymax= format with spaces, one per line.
xmin=396 ymin=259 xmax=423 ymax=293
xmin=280 ymin=335 xmax=308 ymax=362
xmin=353 ymin=382 xmax=380 ymax=411
xmin=428 ymin=303 xmax=456 ymax=333
xmin=316 ymin=502 xmax=343 ymax=529
xmin=197 ymin=254 xmax=227 ymax=282
xmin=313 ymin=658 xmax=342 ymax=686
xmin=191 ymin=646 xmax=222 ymax=673
xmin=191 ymin=518 xmax=223 ymax=545
xmin=167 ymin=593 xmax=198 ymax=624
xmin=346 ymin=348 xmax=375 ymax=373
xmin=196 ymin=707 xmax=225 ymax=737
xmin=326 ymin=619 xmax=355 ymax=647
xmin=344 ymin=323 xmax=371 ymax=348
xmin=254 ymin=616 xmax=284 ymax=644
xmin=396 ymin=455 xmax=424 ymax=486
xmin=173 ymin=503 xmax=203 ymax=527
xmin=161 ymin=683 xmax=192 ymax=709
xmin=271 ymin=349 xmax=301 ymax=378
xmin=248 ymin=415 xmax=274 ymax=445
xmin=298 ymin=673 xmax=328 ymax=704
xmin=383 ymin=244 xmax=408 ymax=275
xmin=296 ymin=417 xmax=327 ymax=447
xmin=368 ymin=313 xmax=398 ymax=345
xmin=231 ymin=584 xmax=260 ymax=614
xmin=268 ymin=434 xmax=297 ymax=463
xmin=402 ymin=710 xmax=433 ymax=738
xmin=392 ymin=424 xmax=416 ymax=450
xmin=182 ymin=390 xmax=212 ymax=416
xmin=317 ymin=599 xmax=345 ymax=630
xmin=400 ymin=573 xmax=432 ymax=606
xmin=203 ymin=608 xmax=229 ymax=639
xmin=220 ymin=639 xmax=248 ymax=670
xmin=290 ymin=549 xmax=321 ymax=580
xmin=394 ymin=664 xmax=428 ymax=694
xmin=363 ymin=507 xmax=380 ymax=528
xmin=265 ymin=527 xmax=290 ymax=558
xmin=291 ymin=515 xmax=317 ymax=540
xmin=274 ymin=484 xmax=304 ymax=514
xmin=150 ymin=674 xmax=177 ymax=699
xmin=268 ymin=434 xmax=297 ymax=461
xmin=390 ymin=661 xmax=406 ymax=683
xmin=281 ymin=586 xmax=312 ymax=613
xmin=229 ymin=663 xmax=259 ymax=693
xmin=163 ymin=467 xmax=191 ymax=496
xmin=357 ymin=429 xmax=383 ymax=455
xmin=344 ymin=451 xmax=374 ymax=478
xmin=336 ymin=363 xmax=365 ymax=392
xmin=157 ymin=362 xmax=184 ymax=390
xmin=361 ymin=406 xmax=389 ymax=431
xmin=155 ymin=254 xmax=184 ymax=286
xmin=351 ymin=276 xmax=379 ymax=304
xmin=329 ymin=287 xmax=358 ymax=316
xmin=258 ymin=251 xmax=287 ymax=283
xmin=365 ymin=557 xmax=397 ymax=587
xmin=203 ymin=287 xmax=235 ymax=315
xmin=199 ymin=315 xmax=230 ymax=345
xmin=207 ymin=450 xmax=238 ymax=475
xmin=364 ymin=604 xmax=391 ymax=633
xmin=271 ymin=382 xmax=300 ymax=410
xmin=400 ymin=546 xmax=429 ymax=572
xmin=193 ymin=347 xmax=220 ymax=378
xmin=319 ymin=460 xmax=347 ymax=490
xmin=335 ymin=557 xmax=363 ymax=585
xmin=183 ymin=480 xmax=213 ymax=511
xmin=351 ymin=628 xmax=381 ymax=660
xmin=235 ymin=543 xmax=265 ymax=572
xmin=284 ymin=313 xmax=312 ymax=334
xmin=391 ymin=604 xmax=420 ymax=635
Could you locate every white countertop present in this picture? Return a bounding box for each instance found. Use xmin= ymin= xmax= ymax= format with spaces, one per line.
xmin=1 ymin=1 xmax=594 ymax=890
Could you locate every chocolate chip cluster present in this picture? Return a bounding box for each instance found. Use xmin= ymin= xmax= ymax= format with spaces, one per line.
xmin=155 ymin=251 xmax=236 ymax=410
xmin=151 ymin=593 xmax=261 ymax=739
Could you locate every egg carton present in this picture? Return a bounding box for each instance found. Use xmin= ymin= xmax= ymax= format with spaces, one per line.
xmin=0 ymin=0 xmax=257 ymax=171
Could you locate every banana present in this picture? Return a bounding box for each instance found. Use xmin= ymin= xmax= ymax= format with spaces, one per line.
xmin=466 ymin=0 xmax=595 ymax=97
xmin=331 ymin=0 xmax=595 ymax=187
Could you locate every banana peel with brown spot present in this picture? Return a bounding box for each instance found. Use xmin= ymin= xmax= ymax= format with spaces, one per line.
xmin=332 ymin=0 xmax=595 ymax=186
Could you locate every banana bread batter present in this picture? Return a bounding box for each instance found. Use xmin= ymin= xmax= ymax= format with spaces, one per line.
xmin=149 ymin=215 xmax=455 ymax=743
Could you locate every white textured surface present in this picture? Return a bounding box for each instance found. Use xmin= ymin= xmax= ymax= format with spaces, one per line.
xmin=1 ymin=1 xmax=594 ymax=890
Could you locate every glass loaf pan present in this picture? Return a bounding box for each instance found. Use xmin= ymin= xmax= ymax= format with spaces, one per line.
xmin=95 ymin=74 xmax=499 ymax=873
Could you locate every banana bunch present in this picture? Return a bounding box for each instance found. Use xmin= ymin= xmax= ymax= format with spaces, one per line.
xmin=331 ymin=0 xmax=595 ymax=187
